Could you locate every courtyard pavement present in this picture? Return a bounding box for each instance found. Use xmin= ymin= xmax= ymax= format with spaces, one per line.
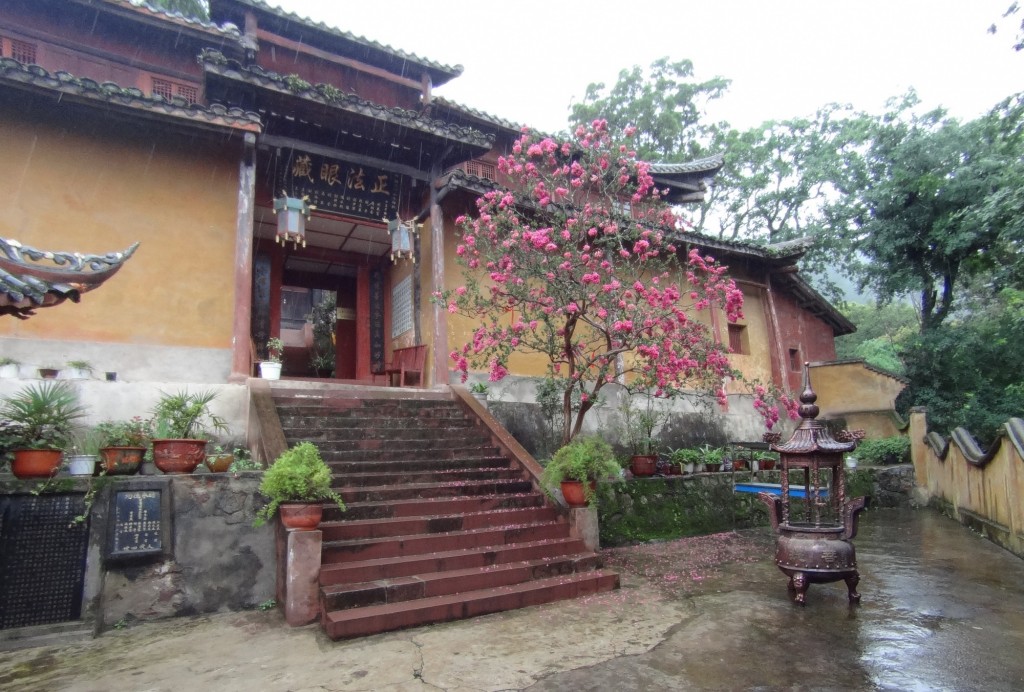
xmin=1 ymin=508 xmax=1023 ymax=691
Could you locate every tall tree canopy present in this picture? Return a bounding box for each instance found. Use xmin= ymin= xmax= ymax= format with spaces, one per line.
xmin=568 ymin=58 xmax=729 ymax=163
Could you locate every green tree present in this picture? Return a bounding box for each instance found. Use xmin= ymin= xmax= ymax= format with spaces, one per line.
xmin=834 ymin=302 xmax=918 ymax=374
xmin=831 ymin=92 xmax=1024 ymax=331
xmin=569 ymin=58 xmax=729 ymax=163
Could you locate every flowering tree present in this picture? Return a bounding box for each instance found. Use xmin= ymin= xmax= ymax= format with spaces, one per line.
xmin=440 ymin=120 xmax=789 ymax=445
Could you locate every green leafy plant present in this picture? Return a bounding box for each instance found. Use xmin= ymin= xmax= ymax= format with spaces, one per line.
xmin=65 ymin=360 xmax=93 ymax=372
xmin=265 ymin=338 xmax=284 ymax=364
xmin=152 ymin=390 xmax=227 ymax=440
xmin=254 ymin=442 xmax=344 ymax=526
xmin=698 ymin=444 xmax=725 ymax=468
xmin=69 ymin=427 xmax=104 ymax=457
xmin=0 ymin=357 xmax=18 ymax=366
xmin=855 ymin=436 xmax=910 ymax=466
xmin=668 ymin=447 xmax=702 ymax=471
xmin=95 ymin=417 xmax=154 ymax=448
xmin=0 ymin=381 xmax=86 ymax=450
xmin=229 ymin=446 xmax=260 ymax=472
xmin=469 ymin=382 xmax=489 ymax=395
xmin=620 ymin=395 xmax=668 ymax=456
xmin=540 ymin=436 xmax=620 ymax=506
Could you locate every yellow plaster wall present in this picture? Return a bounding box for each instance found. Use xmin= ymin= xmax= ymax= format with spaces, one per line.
xmin=810 ymin=361 xmax=906 ymax=416
xmin=722 ymin=285 xmax=773 ymax=391
xmin=439 ymin=223 xmax=777 ymax=388
xmin=0 ymin=102 xmax=240 ymax=348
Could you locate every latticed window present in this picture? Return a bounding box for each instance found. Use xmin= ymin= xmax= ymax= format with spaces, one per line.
xmin=151 ymin=77 xmax=198 ymax=104
xmin=463 ymin=160 xmax=496 ymax=180
xmin=2 ymin=37 xmax=38 ymax=64
xmin=10 ymin=38 xmax=36 ymax=64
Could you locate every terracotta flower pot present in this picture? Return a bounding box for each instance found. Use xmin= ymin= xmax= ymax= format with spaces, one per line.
xmin=732 ymin=459 xmax=747 ymax=471
xmin=560 ymin=480 xmax=597 ymax=508
xmin=99 ymin=446 xmax=145 ymax=475
xmin=630 ymin=455 xmax=657 ymax=477
xmin=758 ymin=459 xmax=776 ymax=471
xmin=152 ymin=439 xmax=207 ymax=474
xmin=704 ymin=462 xmax=722 ymax=472
xmin=279 ymin=502 xmax=323 ymax=530
xmin=11 ymin=449 xmax=63 ymax=479
xmin=205 ymin=453 xmax=234 ymax=473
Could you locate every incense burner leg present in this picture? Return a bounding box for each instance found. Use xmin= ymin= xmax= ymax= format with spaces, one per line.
xmin=790 ymin=572 xmax=809 ymax=606
xmin=845 ymin=572 xmax=861 ymax=604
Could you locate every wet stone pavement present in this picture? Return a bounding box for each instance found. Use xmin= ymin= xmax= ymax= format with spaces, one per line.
xmin=1 ymin=508 xmax=1023 ymax=691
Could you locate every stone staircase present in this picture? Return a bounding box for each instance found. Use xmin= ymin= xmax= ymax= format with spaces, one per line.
xmin=272 ymin=385 xmax=619 ymax=640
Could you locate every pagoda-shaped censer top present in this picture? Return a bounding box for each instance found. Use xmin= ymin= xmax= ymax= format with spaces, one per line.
xmin=758 ymin=363 xmax=867 ymax=605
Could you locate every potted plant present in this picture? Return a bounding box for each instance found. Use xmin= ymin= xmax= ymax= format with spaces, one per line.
xmin=260 ymin=337 xmax=283 ymax=380
xmin=469 ymin=381 xmax=488 ymax=405
xmin=66 ymin=427 xmax=103 ymax=476
xmin=540 ymin=436 xmax=620 ymax=508
xmin=38 ymin=365 xmax=60 ymax=379
xmin=0 ymin=381 xmax=86 ymax=479
xmin=699 ymin=444 xmax=725 ymax=472
xmin=228 ymin=446 xmax=259 ymax=472
xmin=96 ymin=416 xmax=153 ymax=474
xmin=62 ymin=360 xmax=93 ymax=380
xmin=254 ymin=442 xmax=344 ymax=529
xmin=151 ymin=389 xmax=227 ymax=474
xmin=756 ymin=452 xmax=778 ymax=471
xmin=0 ymin=357 xmax=19 ymax=379
xmin=205 ymin=443 xmax=235 ymax=473
xmin=668 ymin=447 xmax=701 ymax=475
xmin=621 ymin=396 xmax=666 ymax=477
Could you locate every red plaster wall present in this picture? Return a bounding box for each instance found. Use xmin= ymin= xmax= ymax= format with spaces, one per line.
xmin=772 ymin=289 xmax=839 ymax=392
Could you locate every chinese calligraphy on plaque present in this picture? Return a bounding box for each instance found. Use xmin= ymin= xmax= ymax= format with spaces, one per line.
xmin=277 ymin=150 xmax=402 ymax=223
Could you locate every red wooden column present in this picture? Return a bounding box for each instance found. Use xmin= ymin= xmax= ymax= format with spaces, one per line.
xmin=430 ymin=181 xmax=448 ymax=388
xmin=229 ymin=133 xmax=256 ymax=382
xmin=355 ymin=265 xmax=372 ymax=380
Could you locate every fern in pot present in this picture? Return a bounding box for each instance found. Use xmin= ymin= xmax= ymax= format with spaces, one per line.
xmin=540 ymin=436 xmax=620 ymax=508
xmin=254 ymin=442 xmax=345 ymax=530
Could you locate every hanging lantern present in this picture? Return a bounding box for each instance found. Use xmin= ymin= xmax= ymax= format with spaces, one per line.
xmin=273 ymin=195 xmax=312 ymax=248
xmin=388 ymin=217 xmax=419 ymax=264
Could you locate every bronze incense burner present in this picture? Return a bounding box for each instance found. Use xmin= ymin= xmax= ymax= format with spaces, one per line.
xmin=759 ymin=365 xmax=867 ymax=605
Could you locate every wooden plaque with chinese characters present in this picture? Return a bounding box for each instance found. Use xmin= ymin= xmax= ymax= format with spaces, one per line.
xmin=276 ymin=149 xmax=403 ymax=223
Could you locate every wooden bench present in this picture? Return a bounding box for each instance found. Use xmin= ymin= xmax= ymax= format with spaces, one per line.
xmin=383 ymin=344 xmax=426 ymax=387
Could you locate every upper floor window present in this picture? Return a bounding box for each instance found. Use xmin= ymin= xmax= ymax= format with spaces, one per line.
xmin=151 ymin=77 xmax=198 ymax=104
xmin=789 ymin=347 xmax=802 ymax=372
xmin=461 ymin=160 xmax=496 ymax=180
xmin=728 ymin=324 xmax=749 ymax=355
xmin=2 ymin=37 xmax=37 ymax=64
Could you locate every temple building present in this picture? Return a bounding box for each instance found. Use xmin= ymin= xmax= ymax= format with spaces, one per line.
xmin=0 ymin=0 xmax=856 ymax=440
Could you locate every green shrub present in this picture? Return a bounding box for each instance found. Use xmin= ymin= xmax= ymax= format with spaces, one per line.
xmin=855 ymin=436 xmax=910 ymax=465
xmin=254 ymin=442 xmax=344 ymax=526
xmin=541 ymin=436 xmax=620 ymax=506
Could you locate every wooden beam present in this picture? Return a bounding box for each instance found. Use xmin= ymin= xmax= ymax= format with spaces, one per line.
xmin=258 ymin=134 xmax=433 ymax=182
xmin=255 ymin=29 xmax=424 ymax=91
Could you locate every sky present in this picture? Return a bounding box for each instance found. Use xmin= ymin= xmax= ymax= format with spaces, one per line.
xmin=279 ymin=0 xmax=1022 ymax=134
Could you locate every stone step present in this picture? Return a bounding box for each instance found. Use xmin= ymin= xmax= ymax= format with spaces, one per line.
xmin=321 ymin=570 xmax=620 ymax=640
xmin=327 ymin=492 xmax=546 ymax=521
xmin=320 ymin=553 xmax=601 ymax=612
xmin=319 ymin=506 xmax=560 ymax=541
xmin=280 ymin=427 xmax=487 ymax=444
xmin=336 ymin=467 xmax=524 ymax=487
xmin=327 ymin=456 xmax=512 ymax=475
xmin=338 ymin=478 xmax=535 ymax=504
xmin=313 ymin=447 xmax=503 ymax=463
xmin=318 ymin=537 xmax=590 ymax=585
xmin=304 ymin=437 xmax=496 ymax=452
xmin=322 ymin=521 xmax=569 ymax=564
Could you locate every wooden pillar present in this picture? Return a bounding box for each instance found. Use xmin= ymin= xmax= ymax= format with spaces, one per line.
xmin=355 ymin=265 xmax=372 ymax=380
xmin=430 ymin=173 xmax=448 ymax=388
xmin=229 ymin=133 xmax=256 ymax=383
xmin=764 ymin=275 xmax=787 ymax=391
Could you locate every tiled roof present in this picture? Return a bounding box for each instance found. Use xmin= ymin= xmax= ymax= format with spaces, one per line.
xmin=0 ymin=238 xmax=138 ymax=319
xmin=430 ymin=97 xmax=524 ymax=133
xmin=213 ymin=0 xmax=463 ymax=83
xmin=0 ymin=58 xmax=262 ymax=132
xmin=85 ymin=0 xmax=244 ymax=39
xmin=650 ymin=156 xmax=725 ymax=175
xmin=199 ymin=52 xmax=492 ymax=148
